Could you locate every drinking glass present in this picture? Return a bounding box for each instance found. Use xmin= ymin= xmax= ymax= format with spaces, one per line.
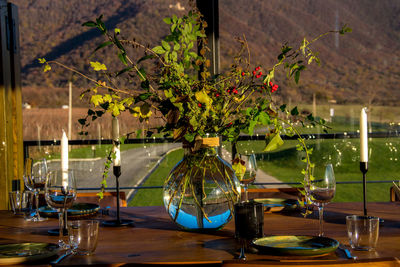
xmin=68 ymin=220 xmax=99 ymax=255
xmin=23 ymin=158 xmax=48 ymax=221
xmin=45 ymin=170 xmax=77 ymax=248
xmin=307 ymin=163 xmax=336 ymax=237
xmin=234 ymin=201 xmax=264 ymax=260
xmin=240 ymin=154 xmax=257 ymax=202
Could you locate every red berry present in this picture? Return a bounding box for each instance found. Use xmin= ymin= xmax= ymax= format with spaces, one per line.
xmin=252 ymin=70 xmax=256 ymax=75
xmin=258 ymin=71 xmax=262 ymax=76
xmin=269 ymin=81 xmax=273 ymax=87
xmin=216 ymin=93 xmax=220 ymax=97
xmin=198 ymin=103 xmax=202 ymax=107
xmin=241 ymin=72 xmax=245 ymax=76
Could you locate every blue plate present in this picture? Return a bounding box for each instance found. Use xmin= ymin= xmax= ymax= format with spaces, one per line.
xmin=39 ymin=203 xmax=100 ymax=218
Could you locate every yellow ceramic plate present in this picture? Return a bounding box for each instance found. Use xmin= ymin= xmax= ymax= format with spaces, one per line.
xmin=0 ymin=243 xmax=59 ymax=265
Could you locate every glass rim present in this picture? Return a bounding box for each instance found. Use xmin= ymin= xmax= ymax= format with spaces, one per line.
xmin=346 ymin=215 xmax=380 ymax=221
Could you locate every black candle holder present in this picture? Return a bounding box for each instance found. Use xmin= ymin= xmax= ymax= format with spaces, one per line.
xmin=102 ymin=166 xmax=134 ymax=227
xmin=360 ymin=162 xmax=368 ymax=216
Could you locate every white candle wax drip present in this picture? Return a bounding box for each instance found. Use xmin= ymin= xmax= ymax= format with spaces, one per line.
xmin=360 ymin=108 xmax=368 ymax=163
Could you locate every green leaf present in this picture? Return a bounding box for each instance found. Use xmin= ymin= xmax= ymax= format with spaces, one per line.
xmin=103 ymin=94 xmax=112 ymax=102
xmin=259 ymin=111 xmax=270 ymax=125
xmin=90 ymin=61 xmax=107 ymax=71
xmin=114 ymin=28 xmax=120 ymax=34
xmin=93 ymin=41 xmax=113 ymax=54
xmin=137 ymin=68 xmax=146 ymax=81
xmin=339 ymin=24 xmax=352 ymax=34
xmin=141 ymin=80 xmax=150 ymax=90
xmin=152 ymin=46 xmax=165 ymax=54
xmin=184 ymin=133 xmax=195 ymax=143
xmin=294 ymin=70 xmax=300 ymax=84
xmin=171 ymin=51 xmax=178 ymax=62
xmin=163 ymin=17 xmax=172 ymax=24
xmin=161 ymin=40 xmax=171 ymax=51
xmin=137 ymin=54 xmax=155 ymax=64
xmin=82 ymin=21 xmax=97 ymax=27
xmin=91 ymin=95 xmax=103 ymax=106
xmin=248 ymin=120 xmax=257 ymax=136
xmin=278 ymin=45 xmax=292 ymax=60
xmin=189 ymin=116 xmax=198 ymax=130
xmin=116 ymin=67 xmax=133 ymax=77
xmin=38 ymin=58 xmax=46 ymax=64
xmin=137 ymin=92 xmax=152 ymax=102
xmin=173 ymin=43 xmax=181 ymax=51
xmin=291 ymin=107 xmax=299 ymax=116
xmin=195 ymin=90 xmax=213 ymax=106
xmin=264 ymin=133 xmax=284 ymax=152
xmin=118 ymin=53 xmax=128 ymax=66
xmin=78 ymin=118 xmax=86 ymax=125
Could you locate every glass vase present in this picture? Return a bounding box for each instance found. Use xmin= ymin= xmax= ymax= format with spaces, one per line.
xmin=163 ymin=141 xmax=241 ymax=231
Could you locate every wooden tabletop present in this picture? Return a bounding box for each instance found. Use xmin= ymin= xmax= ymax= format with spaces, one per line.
xmin=1 ymin=202 xmax=400 ymax=266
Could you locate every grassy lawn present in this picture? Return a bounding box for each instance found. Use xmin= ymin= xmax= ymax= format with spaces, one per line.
xmin=252 ymin=138 xmax=399 ymax=202
xmin=128 ymin=137 xmax=399 ymax=206
xmin=129 ymin=149 xmax=184 ymax=206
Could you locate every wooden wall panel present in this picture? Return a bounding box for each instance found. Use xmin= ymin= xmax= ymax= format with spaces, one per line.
xmin=0 ymin=0 xmax=23 ymax=210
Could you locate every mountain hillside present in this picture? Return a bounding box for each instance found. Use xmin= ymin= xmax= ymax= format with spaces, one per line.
xmin=10 ymin=0 xmax=400 ymax=107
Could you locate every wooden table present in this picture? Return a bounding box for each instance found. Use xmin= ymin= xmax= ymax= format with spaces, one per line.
xmin=1 ymin=202 xmax=400 ymax=266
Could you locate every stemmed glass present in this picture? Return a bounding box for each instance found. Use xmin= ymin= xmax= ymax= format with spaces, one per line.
xmin=307 ymin=163 xmax=336 ymax=237
xmin=23 ymin=158 xmax=48 ymax=221
xmin=45 ymin=170 xmax=77 ymax=248
xmin=240 ymin=154 xmax=257 ymax=202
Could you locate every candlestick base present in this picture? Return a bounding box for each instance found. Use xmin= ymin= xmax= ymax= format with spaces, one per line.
xmin=101 ymin=219 xmax=135 ymax=227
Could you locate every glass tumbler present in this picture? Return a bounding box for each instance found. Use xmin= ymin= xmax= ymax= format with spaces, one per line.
xmin=346 ymin=215 xmax=379 ymax=251
xmin=68 ymin=220 xmax=99 ymax=255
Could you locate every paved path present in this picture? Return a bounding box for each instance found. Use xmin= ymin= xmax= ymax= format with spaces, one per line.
xmin=219 ymin=149 xmax=290 ymax=189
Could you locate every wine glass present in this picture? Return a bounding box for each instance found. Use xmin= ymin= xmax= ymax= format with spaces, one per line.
xmin=240 ymin=154 xmax=257 ymax=202
xmin=23 ymin=158 xmax=48 ymax=221
xmin=307 ymin=163 xmax=336 ymax=237
xmin=45 ymin=170 xmax=77 ymax=248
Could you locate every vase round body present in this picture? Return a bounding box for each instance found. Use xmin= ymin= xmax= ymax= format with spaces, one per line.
xmin=163 ymin=138 xmax=241 ymax=231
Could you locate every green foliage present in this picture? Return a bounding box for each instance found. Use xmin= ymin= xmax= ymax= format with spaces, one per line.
xmin=39 ymin=8 xmax=350 ymax=204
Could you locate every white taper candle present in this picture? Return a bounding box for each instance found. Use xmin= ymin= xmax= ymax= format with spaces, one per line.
xmin=61 ymin=130 xmax=69 ymax=184
xmin=360 ymin=108 xmax=368 ymax=163
xmin=112 ymin=117 xmax=121 ymax=166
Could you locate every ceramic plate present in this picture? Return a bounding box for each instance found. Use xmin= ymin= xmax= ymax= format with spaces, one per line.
xmin=254 ymin=198 xmax=298 ymax=212
xmin=39 ymin=202 xmax=100 ymax=218
xmin=0 ymin=243 xmax=58 ymax=265
xmin=252 ymin=235 xmax=339 ymax=256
